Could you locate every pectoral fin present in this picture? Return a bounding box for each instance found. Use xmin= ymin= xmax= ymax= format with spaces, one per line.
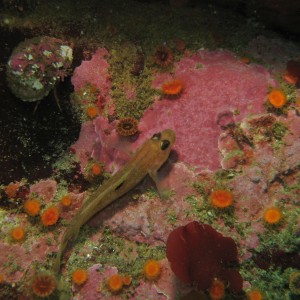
xmin=148 ymin=169 xmax=174 ymax=200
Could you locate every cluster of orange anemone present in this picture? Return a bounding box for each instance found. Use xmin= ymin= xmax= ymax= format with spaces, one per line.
xmin=209 ymin=189 xmax=283 ymax=225
xmin=106 ymin=259 xmax=161 ymax=294
xmin=8 ymin=193 xmax=65 ymax=245
xmin=23 ymin=197 xmax=62 ymax=226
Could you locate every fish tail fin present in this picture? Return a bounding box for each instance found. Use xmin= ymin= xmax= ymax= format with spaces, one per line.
xmin=52 ymin=222 xmax=81 ymax=273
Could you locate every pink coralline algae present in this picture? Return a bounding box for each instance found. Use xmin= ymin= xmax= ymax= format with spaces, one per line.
xmin=133 ymin=259 xmax=191 ymax=300
xmin=166 ymin=221 xmax=243 ymax=293
xmin=90 ymin=50 xmax=273 ymax=172
xmin=70 ymin=121 xmax=98 ymax=172
xmin=144 ymin=50 xmax=272 ymax=171
xmin=89 ymin=162 xmax=197 ymax=245
xmin=70 ymin=48 xmax=114 ymax=168
xmin=71 ymin=48 xmax=114 ymax=114
xmin=0 ymin=235 xmax=56 ymax=283
xmin=30 ymin=179 xmax=57 ymax=203
xmin=74 ymin=264 xmax=121 ymax=300
xmin=217 ymin=111 xmax=300 ymax=261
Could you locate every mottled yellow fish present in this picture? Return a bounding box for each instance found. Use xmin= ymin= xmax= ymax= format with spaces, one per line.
xmin=53 ymin=129 xmax=176 ymax=272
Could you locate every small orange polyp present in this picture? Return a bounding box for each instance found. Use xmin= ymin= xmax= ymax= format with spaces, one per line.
xmin=61 ymin=195 xmax=72 ymax=207
xmin=91 ymin=163 xmax=102 ymax=176
xmin=41 ymin=207 xmax=59 ymax=226
xmin=107 ymin=274 xmax=123 ymax=293
xmin=31 ymin=272 xmax=57 ymax=297
xmin=11 ymin=226 xmax=25 ymax=241
xmin=86 ymin=106 xmax=98 ymax=119
xmin=24 ymin=199 xmax=41 ymax=216
xmin=122 ymin=275 xmax=132 ymax=286
xmin=162 ymin=79 xmax=184 ymax=96
xmin=72 ymin=269 xmax=88 ymax=285
xmin=268 ymin=89 xmax=287 ymax=108
xmin=247 ymin=289 xmax=264 ymax=300
xmin=209 ymin=278 xmax=225 ymax=300
xmin=5 ymin=182 xmax=19 ymax=198
xmin=144 ymin=259 xmax=161 ymax=280
xmin=264 ymin=207 xmax=282 ymax=224
xmin=283 ymin=72 xmax=297 ymax=85
xmin=210 ymin=190 xmax=233 ymax=208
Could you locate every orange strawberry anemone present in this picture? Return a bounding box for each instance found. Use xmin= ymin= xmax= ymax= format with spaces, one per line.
xmin=122 ymin=275 xmax=132 ymax=286
xmin=31 ymin=272 xmax=57 ymax=298
xmin=72 ymin=269 xmax=88 ymax=285
xmin=86 ymin=106 xmax=98 ymax=119
xmin=247 ymin=289 xmax=263 ymax=300
xmin=144 ymin=259 xmax=161 ymax=280
xmin=284 ymin=72 xmax=298 ymax=84
xmin=162 ymin=79 xmax=184 ymax=96
xmin=41 ymin=207 xmax=59 ymax=226
xmin=210 ymin=190 xmax=233 ymax=208
xmin=11 ymin=226 xmax=25 ymax=241
xmin=107 ymin=274 xmax=123 ymax=293
xmin=153 ymin=45 xmax=174 ymax=67
xmin=24 ymin=199 xmax=41 ymax=216
xmin=241 ymin=57 xmax=250 ymax=64
xmin=209 ymin=278 xmax=225 ymax=300
xmin=5 ymin=182 xmax=19 ymax=198
xmin=91 ymin=163 xmax=102 ymax=176
xmin=61 ymin=195 xmax=72 ymax=207
xmin=263 ymin=207 xmax=282 ymax=224
xmin=116 ymin=117 xmax=139 ymax=136
xmin=268 ymin=89 xmax=287 ymax=108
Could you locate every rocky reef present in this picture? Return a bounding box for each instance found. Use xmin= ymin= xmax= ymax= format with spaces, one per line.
xmin=0 ymin=0 xmax=299 ymax=299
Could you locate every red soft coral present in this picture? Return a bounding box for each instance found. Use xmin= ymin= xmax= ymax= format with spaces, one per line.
xmin=166 ymin=221 xmax=243 ymax=293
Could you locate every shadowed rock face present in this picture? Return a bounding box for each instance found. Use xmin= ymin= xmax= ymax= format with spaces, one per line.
xmin=135 ymin=0 xmax=300 ymax=36
xmin=201 ymin=0 xmax=300 ymax=37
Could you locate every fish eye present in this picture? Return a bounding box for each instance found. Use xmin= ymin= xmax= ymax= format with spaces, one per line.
xmin=152 ymin=132 xmax=161 ymax=140
xmin=160 ymin=140 xmax=170 ymax=150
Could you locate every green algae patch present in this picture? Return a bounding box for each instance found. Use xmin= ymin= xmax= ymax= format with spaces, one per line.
xmin=109 ymin=43 xmax=158 ymax=120
xmin=272 ymin=121 xmax=288 ymax=141
xmin=241 ymin=261 xmax=294 ymax=300
xmin=167 ymin=208 xmax=178 ymax=225
xmin=65 ymin=227 xmax=165 ymax=288
xmin=257 ymin=207 xmax=300 ymax=253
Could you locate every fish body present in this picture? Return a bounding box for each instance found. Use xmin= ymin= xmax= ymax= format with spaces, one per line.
xmin=53 ymin=129 xmax=176 ymax=272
